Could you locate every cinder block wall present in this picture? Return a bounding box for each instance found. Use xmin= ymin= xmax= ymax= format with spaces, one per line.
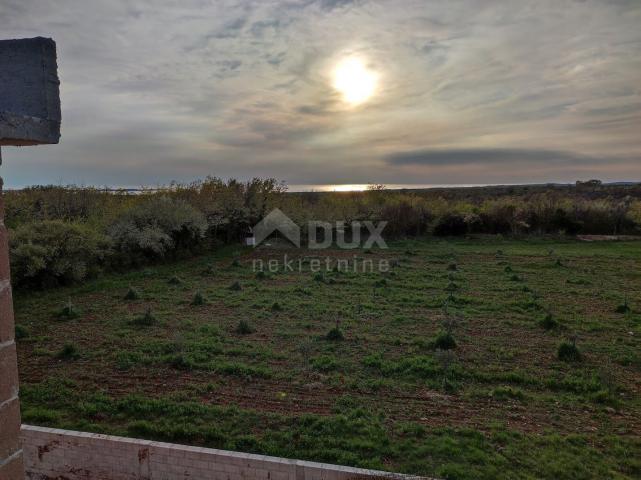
xmin=22 ymin=426 xmax=426 ymax=480
xmin=0 ymin=173 xmax=25 ymax=480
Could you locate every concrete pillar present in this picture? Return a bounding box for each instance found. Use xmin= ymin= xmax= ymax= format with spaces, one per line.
xmin=0 ymin=36 xmax=60 ymax=480
xmin=0 ymin=148 xmax=24 ymax=479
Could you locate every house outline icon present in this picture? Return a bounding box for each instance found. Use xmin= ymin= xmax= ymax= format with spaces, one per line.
xmin=252 ymin=208 xmax=301 ymax=247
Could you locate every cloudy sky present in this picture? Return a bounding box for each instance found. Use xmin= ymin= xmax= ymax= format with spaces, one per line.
xmin=1 ymin=0 xmax=640 ymax=189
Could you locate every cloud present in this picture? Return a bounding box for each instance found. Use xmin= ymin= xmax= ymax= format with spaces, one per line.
xmin=385 ymin=148 xmax=604 ymax=167
xmin=1 ymin=0 xmax=640 ymax=188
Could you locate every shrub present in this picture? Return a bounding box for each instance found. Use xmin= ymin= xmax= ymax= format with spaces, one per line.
xmin=434 ymin=331 xmax=457 ymax=350
xmin=615 ymin=297 xmax=630 ymax=314
xmin=326 ymin=326 xmax=344 ymax=341
xmin=447 ymin=263 xmax=458 ymax=271
xmin=271 ymin=302 xmax=283 ymax=311
xmin=558 ymin=340 xmax=581 ymax=362
xmin=10 ymin=220 xmax=111 ymax=288
xmin=256 ymin=270 xmax=268 ymax=280
xmin=56 ymin=300 xmax=80 ymax=319
xmin=124 ymin=286 xmax=140 ymax=300
xmin=57 ymin=343 xmax=80 ymax=360
xmin=433 ymin=213 xmax=467 ymax=236
xmin=108 ymin=196 xmax=207 ymax=265
xmin=202 ymin=264 xmax=216 ymax=275
xmin=168 ymin=276 xmax=182 ymax=285
xmin=236 ymin=320 xmax=255 ymax=334
xmin=311 ymin=355 xmax=339 ymax=372
xmin=229 ymin=281 xmax=242 ymax=291
xmin=231 ymin=258 xmax=241 ymax=267
xmin=15 ymin=324 xmax=29 ymax=340
xmin=192 ymin=292 xmax=206 ymax=306
xmin=539 ymin=313 xmax=558 ymax=330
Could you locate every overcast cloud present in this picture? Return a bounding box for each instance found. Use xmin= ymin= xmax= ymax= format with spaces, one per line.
xmin=1 ymin=0 xmax=640 ymax=188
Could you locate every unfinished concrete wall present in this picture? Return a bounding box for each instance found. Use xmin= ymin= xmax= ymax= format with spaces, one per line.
xmin=22 ymin=426 xmax=427 ymax=480
xmin=0 ymin=172 xmax=24 ymax=480
xmin=0 ymin=37 xmax=61 ymax=146
xmin=1 ymin=35 xmax=61 ymax=480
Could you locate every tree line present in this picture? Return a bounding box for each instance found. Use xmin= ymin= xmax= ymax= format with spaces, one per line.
xmin=4 ymin=178 xmax=640 ymax=288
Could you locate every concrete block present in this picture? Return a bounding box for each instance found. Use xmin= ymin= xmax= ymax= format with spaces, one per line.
xmin=0 ymin=397 xmax=22 ymax=459
xmin=0 ymin=223 xmax=10 ymax=285
xmin=0 ymin=452 xmax=25 ymax=480
xmin=0 ymin=37 xmax=61 ymax=146
xmin=0 ymin=342 xmax=19 ymax=401
xmin=0 ymin=285 xmax=15 ymax=343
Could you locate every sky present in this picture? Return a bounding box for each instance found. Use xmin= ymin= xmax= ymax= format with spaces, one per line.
xmin=1 ymin=0 xmax=640 ymax=189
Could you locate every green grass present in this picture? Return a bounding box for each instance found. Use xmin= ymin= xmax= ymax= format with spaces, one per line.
xmin=13 ymin=238 xmax=641 ymax=479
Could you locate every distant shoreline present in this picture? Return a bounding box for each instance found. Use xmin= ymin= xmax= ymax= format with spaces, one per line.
xmin=4 ymin=180 xmax=641 ymax=193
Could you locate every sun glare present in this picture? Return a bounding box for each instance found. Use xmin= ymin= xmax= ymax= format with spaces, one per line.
xmin=332 ymin=57 xmax=377 ymax=106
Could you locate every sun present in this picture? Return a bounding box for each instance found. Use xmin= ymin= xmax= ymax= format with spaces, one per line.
xmin=332 ymin=57 xmax=378 ymax=106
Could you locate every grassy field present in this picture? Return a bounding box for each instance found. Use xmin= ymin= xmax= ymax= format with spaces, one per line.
xmin=14 ymin=238 xmax=641 ymax=479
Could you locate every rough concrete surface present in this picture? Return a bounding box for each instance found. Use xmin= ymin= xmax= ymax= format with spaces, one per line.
xmin=0 ymin=37 xmax=61 ymax=145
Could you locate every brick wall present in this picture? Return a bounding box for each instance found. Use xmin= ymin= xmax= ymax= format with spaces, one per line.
xmin=0 ymin=171 xmax=25 ymax=480
xmin=22 ymin=426 xmax=428 ymax=480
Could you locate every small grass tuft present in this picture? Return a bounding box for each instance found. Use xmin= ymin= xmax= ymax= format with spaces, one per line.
xmin=615 ymin=296 xmax=630 ymax=314
xmin=491 ymin=386 xmax=525 ymax=400
xmin=236 ymin=320 xmax=255 ymax=335
xmin=539 ymin=313 xmax=558 ymax=330
xmin=132 ymin=308 xmax=157 ymax=326
xmin=229 ymin=281 xmax=242 ymax=291
xmin=445 ymin=281 xmax=459 ymax=292
xmin=375 ymin=278 xmax=388 ymax=287
xmin=56 ymin=299 xmax=80 ymax=319
xmin=191 ymin=291 xmax=207 ymax=306
xmin=434 ymin=331 xmax=457 ymax=350
xmin=15 ymin=324 xmax=29 ymax=340
xmin=231 ymin=258 xmax=241 ymax=267
xmin=168 ymin=276 xmax=182 ymax=285
xmin=271 ymin=302 xmax=283 ymax=312
xmin=57 ymin=343 xmax=80 ymax=360
xmin=124 ymin=286 xmax=140 ymax=300
xmin=326 ymin=320 xmax=344 ymax=341
xmin=202 ymin=263 xmax=216 ymax=275
xmin=326 ymin=327 xmax=344 ymax=341
xmin=447 ymin=263 xmax=457 ymax=271
xmin=311 ymin=355 xmax=339 ymax=372
xmin=558 ymin=338 xmax=582 ymax=362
